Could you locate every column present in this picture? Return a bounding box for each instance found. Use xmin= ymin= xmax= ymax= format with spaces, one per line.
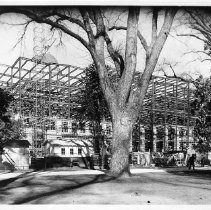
xmin=176 ymin=128 xmax=180 ymax=151
xmin=130 ymin=134 xmax=133 ymax=153
xmin=186 ymin=129 xmax=189 ymax=149
xmin=164 ymin=126 xmax=168 ymax=151
xmin=139 ymin=126 xmax=145 ymax=152
xmin=173 ymin=127 xmax=177 ymax=151
xmin=153 ymin=126 xmax=157 ymax=152
xmin=189 ymin=127 xmax=194 ymax=143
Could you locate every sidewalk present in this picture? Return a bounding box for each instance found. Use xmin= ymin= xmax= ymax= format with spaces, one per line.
xmin=0 ymin=171 xmax=23 ymax=180
xmin=0 ymin=167 xmax=173 ymax=180
xmin=0 ymin=166 xmax=210 ymax=181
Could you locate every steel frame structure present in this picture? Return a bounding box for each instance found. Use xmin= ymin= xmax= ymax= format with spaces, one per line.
xmin=0 ymin=57 xmax=195 ymax=154
xmin=0 ymin=57 xmax=84 ymax=155
xmin=138 ymin=76 xmax=195 ymax=152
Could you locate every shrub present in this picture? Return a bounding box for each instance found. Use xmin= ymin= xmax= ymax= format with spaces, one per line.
xmin=152 ymin=156 xmax=177 ymax=167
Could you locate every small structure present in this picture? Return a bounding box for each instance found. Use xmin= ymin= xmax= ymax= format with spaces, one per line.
xmin=1 ymin=140 xmax=30 ymax=170
xmin=43 ymin=137 xmax=94 ymax=167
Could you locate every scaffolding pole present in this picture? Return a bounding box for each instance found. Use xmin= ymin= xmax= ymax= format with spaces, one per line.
xmin=175 ymin=80 xmax=178 ymax=150
xmin=187 ymin=82 xmax=190 ymax=145
xmin=164 ymin=78 xmax=167 ymax=151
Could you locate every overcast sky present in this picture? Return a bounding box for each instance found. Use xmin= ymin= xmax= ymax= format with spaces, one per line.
xmin=0 ymin=7 xmax=210 ymax=79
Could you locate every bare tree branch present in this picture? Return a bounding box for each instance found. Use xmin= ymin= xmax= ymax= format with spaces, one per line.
xmin=108 ymin=26 xmax=127 ymax=31
xmin=54 ymin=11 xmax=87 ymax=31
xmin=12 ymin=20 xmax=33 ymax=49
xmin=137 ymin=30 xmax=149 ymax=54
xmin=117 ymin=7 xmax=139 ymax=108
xmin=156 ymin=59 xmax=199 ymax=86
xmin=0 ymin=8 xmax=91 ymax=51
xmin=201 ymin=58 xmax=211 ymax=62
xmin=107 ymin=24 xmax=150 ymax=58
xmin=104 ymin=31 xmax=123 ymax=76
xmin=161 ymin=63 xmax=192 ymax=82
xmin=79 ymin=9 xmax=95 ymax=45
xmin=0 ymin=20 xmax=29 ymax=26
xmin=177 ymin=33 xmax=207 ymax=43
xmin=107 ymin=22 xmax=151 ymax=60
xmin=128 ymin=8 xmax=177 ymax=114
xmin=81 ymin=7 xmax=120 ymax=75
xmin=86 ymin=8 xmax=117 ymax=107
xmin=149 ymin=9 xmax=158 ymax=51
xmin=187 ymin=10 xmax=211 ymax=35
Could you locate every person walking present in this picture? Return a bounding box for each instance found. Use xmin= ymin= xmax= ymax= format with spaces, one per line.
xmin=188 ymin=154 xmax=196 ymax=170
xmin=185 ymin=144 xmax=196 ymax=170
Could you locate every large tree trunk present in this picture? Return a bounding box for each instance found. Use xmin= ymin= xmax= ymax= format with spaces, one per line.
xmin=109 ymin=112 xmax=134 ymax=177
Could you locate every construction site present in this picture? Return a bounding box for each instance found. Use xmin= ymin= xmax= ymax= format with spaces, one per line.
xmin=0 ymin=55 xmax=195 ymax=159
xmin=0 ymin=20 xmax=197 ymax=170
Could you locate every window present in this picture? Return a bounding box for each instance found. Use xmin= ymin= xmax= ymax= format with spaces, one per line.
xmin=72 ymin=122 xmax=77 ymax=133
xmin=50 ymin=121 xmax=56 ymax=130
xmin=79 ymin=122 xmax=85 ymax=133
xmin=89 ymin=124 xmax=94 ymax=134
xmin=70 ymin=148 xmax=73 ymax=155
xmin=35 ymin=140 xmax=42 ymax=148
xmin=61 ymin=148 xmax=65 ymax=155
xmin=62 ymin=121 xmax=68 ymax=132
xmin=78 ymin=148 xmax=82 ymax=155
xmin=179 ymin=129 xmax=185 ymax=138
xmin=106 ymin=124 xmax=112 ymax=135
xmin=168 ymin=127 xmax=175 ymax=141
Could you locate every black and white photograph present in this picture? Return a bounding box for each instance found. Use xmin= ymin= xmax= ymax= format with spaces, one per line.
xmin=0 ymin=0 xmax=210 ymax=206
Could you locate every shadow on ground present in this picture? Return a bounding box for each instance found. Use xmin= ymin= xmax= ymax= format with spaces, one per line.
xmin=1 ymin=167 xmax=211 ymax=204
xmin=0 ymin=170 xmax=117 ymax=204
xmin=164 ymin=167 xmax=211 ymax=180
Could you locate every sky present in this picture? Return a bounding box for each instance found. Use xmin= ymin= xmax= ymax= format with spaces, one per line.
xmin=0 ymin=7 xmax=210 ymax=79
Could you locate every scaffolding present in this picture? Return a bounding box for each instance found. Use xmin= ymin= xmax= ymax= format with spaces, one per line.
xmin=0 ymin=57 xmax=195 ymax=155
xmin=0 ymin=57 xmax=84 ymax=156
xmin=135 ymin=76 xmax=195 ymax=152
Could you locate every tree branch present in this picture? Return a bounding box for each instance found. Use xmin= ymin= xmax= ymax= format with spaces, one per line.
xmin=0 ymin=8 xmax=91 ymax=51
xmin=108 ymin=24 xmax=150 ymax=58
xmin=79 ymin=9 xmax=95 ymax=46
xmin=128 ymin=8 xmax=177 ymax=115
xmin=104 ymin=31 xmax=122 ymax=75
xmin=137 ymin=30 xmax=149 ymax=54
xmin=183 ymin=50 xmax=211 ymax=57
xmin=87 ymin=9 xmax=117 ymax=110
xmin=12 ymin=20 xmax=33 ymax=49
xmin=108 ymin=26 xmax=127 ymax=31
xmin=177 ymin=33 xmax=207 ymax=43
xmin=55 ymin=11 xmax=87 ymax=31
xmin=108 ymin=24 xmax=150 ymax=59
xmin=92 ymin=8 xmax=106 ymax=63
xmin=117 ymin=7 xmax=139 ymax=108
xmin=160 ymin=63 xmax=194 ymax=83
xmin=150 ymin=9 xmax=158 ymax=51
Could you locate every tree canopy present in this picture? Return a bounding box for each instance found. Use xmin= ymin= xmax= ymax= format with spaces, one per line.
xmin=0 ymin=88 xmax=14 ymax=152
xmin=191 ymin=75 xmax=211 ymax=153
xmin=72 ymin=64 xmax=110 ymax=124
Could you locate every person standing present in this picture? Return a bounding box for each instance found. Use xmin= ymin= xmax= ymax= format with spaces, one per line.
xmin=185 ymin=144 xmax=196 ymax=170
xmin=188 ymin=154 xmax=196 ymax=170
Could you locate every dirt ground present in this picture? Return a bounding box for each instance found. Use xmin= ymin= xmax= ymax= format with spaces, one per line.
xmin=0 ymin=167 xmax=211 ymax=204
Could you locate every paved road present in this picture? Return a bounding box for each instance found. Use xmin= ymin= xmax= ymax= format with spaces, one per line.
xmin=0 ymin=167 xmax=210 ymax=204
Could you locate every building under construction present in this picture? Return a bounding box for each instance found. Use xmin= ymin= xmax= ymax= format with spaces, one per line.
xmin=134 ymin=75 xmax=195 ymax=153
xmin=0 ymin=56 xmax=195 ymax=158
